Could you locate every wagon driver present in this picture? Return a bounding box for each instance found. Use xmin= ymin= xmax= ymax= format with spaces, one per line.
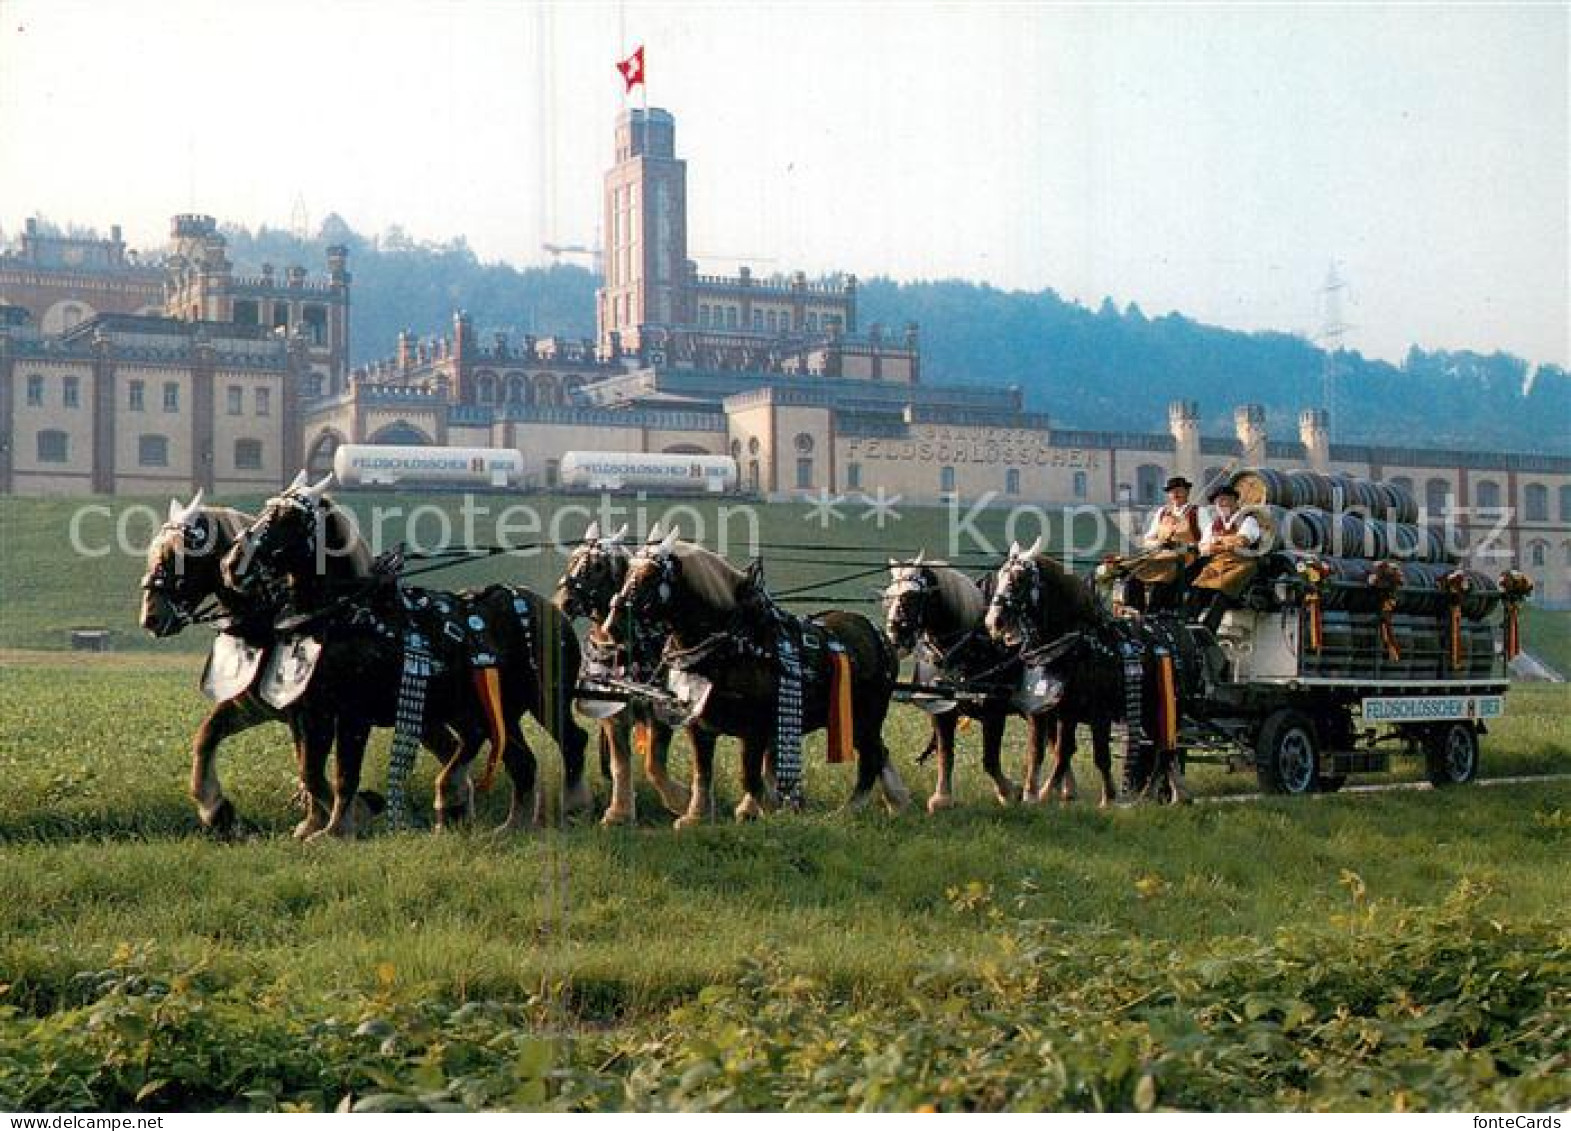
xmin=1122 ymin=476 xmax=1201 ymax=613
xmin=1187 ymin=483 xmax=1263 ymax=632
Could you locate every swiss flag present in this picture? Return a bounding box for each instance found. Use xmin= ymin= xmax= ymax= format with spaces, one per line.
xmin=617 ymin=45 xmax=645 ymax=92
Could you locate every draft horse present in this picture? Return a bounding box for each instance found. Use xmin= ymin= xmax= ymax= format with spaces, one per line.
xmin=599 ymin=528 xmax=910 ymax=825
xmin=220 ymin=476 xmax=591 ymax=836
xmin=883 ymin=553 xmax=1063 ymax=811
xmin=554 ymin=520 xmax=693 ymax=825
xmin=983 ymin=539 xmax=1191 ymax=806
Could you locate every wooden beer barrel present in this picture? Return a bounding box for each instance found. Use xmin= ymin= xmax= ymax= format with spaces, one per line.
xmin=1285 ymin=470 xmax=1337 ymax=511
xmin=1372 ymin=479 xmax=1420 ymax=523
xmin=1230 ymin=467 xmax=1295 ymax=507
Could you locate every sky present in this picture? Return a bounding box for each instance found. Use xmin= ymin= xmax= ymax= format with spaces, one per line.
xmin=1 ymin=0 xmax=1566 ymax=368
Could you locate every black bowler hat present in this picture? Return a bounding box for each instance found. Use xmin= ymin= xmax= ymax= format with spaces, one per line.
xmin=1209 ymin=483 xmax=1240 ymax=502
xmin=1164 ymin=476 xmax=1193 ymax=492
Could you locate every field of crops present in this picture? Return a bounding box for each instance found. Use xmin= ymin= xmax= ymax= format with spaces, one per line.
xmin=1 ymin=495 xmax=1568 ymax=1111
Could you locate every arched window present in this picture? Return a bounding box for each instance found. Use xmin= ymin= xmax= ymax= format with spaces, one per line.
xmin=506 ymin=373 xmax=527 ymax=403
xmin=729 ymin=439 xmax=741 ymax=460
xmin=62 ymin=304 xmax=83 ymax=328
xmin=475 ymin=372 xmax=496 ymax=405
xmin=1389 ymin=475 xmax=1413 ymax=495
xmin=1136 ymin=464 xmax=1166 ymax=505
xmin=368 ymin=420 xmax=431 ymax=445
xmin=1425 ymin=477 xmax=1451 ymax=519
xmin=138 ymin=434 xmax=169 ymax=467
xmin=1474 ymin=480 xmax=1502 ymax=511
xmin=36 ymin=429 xmax=68 ymax=462
xmin=747 ymin=437 xmax=761 ymax=456
xmin=1523 ymin=483 xmax=1548 ymax=522
xmin=234 ymin=439 xmax=263 ymax=470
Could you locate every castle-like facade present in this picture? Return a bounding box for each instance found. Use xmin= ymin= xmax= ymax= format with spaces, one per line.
xmin=2 ymin=108 xmax=1567 ymax=600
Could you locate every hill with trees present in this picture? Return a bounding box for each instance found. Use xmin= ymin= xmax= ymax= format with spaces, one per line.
xmin=220 ymin=218 xmax=1569 ymax=453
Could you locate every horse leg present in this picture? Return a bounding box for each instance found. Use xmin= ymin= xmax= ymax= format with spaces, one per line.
xmin=734 ymin=733 xmax=769 ymax=822
xmin=600 ymin=717 xmax=637 ymax=826
xmin=432 ymin=726 xmax=477 ymax=830
xmin=1022 ymin=711 xmax=1049 ymax=803
xmin=646 ymin=720 xmax=691 ymax=816
xmin=313 ymin=714 xmax=373 ymax=839
xmin=496 ymin=722 xmax=539 ymax=833
xmin=188 ymin=697 xmax=255 ymax=835
xmin=292 ymin=710 xmax=333 ymax=840
xmin=980 ymin=712 xmax=1021 ymax=806
xmin=926 ymin=712 xmax=959 ymax=813
xmin=1041 ymin=716 xmax=1076 ymax=804
xmin=675 ymin=729 xmax=716 ymax=829
xmin=1092 ymin=719 xmax=1117 ymax=808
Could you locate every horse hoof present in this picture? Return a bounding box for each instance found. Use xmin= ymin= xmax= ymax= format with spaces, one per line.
xmin=600 ymin=807 xmax=636 ymax=827
xmin=562 ymin=781 xmax=595 ymax=818
xmin=293 ymin=818 xmax=324 ymax=840
xmin=926 ymin=793 xmax=955 ymax=814
xmin=995 ymin=782 xmax=1023 ymax=807
xmin=434 ymin=803 xmax=471 ymax=831
xmin=674 ymin=812 xmax=704 ymax=830
xmin=734 ymin=796 xmax=764 ymax=822
xmin=200 ymin=797 xmax=239 ymax=837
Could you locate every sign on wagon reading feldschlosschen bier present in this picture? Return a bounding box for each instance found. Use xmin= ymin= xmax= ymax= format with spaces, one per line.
xmin=1360 ymin=694 xmax=1504 ymax=723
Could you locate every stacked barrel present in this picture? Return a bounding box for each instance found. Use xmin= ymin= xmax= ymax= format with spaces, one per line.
xmin=1228 ymin=467 xmax=1502 ymax=618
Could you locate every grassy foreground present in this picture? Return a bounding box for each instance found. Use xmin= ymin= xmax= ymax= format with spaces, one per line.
xmin=0 ymin=653 xmax=1568 ymax=1111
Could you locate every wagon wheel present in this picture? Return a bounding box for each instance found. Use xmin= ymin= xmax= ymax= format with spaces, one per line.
xmin=1255 ymin=709 xmax=1320 ymax=796
xmin=1423 ymin=722 xmax=1480 ymax=787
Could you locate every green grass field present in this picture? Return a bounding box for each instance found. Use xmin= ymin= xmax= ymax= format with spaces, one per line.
xmin=1 ymin=495 xmax=1568 ymax=1111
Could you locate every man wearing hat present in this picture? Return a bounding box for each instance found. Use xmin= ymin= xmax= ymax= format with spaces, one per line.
xmin=1188 ymin=482 xmax=1264 ymax=632
xmin=1123 ymin=475 xmax=1202 ymax=613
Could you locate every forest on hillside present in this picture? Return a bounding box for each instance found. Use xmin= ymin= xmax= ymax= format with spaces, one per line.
xmin=219 ymin=218 xmax=1570 ymax=453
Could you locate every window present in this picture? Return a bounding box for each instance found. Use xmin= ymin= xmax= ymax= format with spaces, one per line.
xmin=730 ymin=439 xmax=741 ymax=459
xmin=846 ymin=462 xmax=862 ymax=490
xmin=234 ymin=438 xmax=263 ymax=470
xmin=227 ymin=386 xmax=244 ymax=416
xmin=139 ymin=434 xmax=169 ymax=467
xmin=767 ymin=310 xmax=778 ymax=333
xmin=940 ymin=466 xmax=956 ymax=493
xmin=128 ymin=380 xmax=145 ymax=411
xmin=272 ymin=302 xmax=290 ymax=331
xmin=1005 ymin=468 xmax=1021 ymax=495
xmin=545 ymin=460 xmax=560 ymax=487
xmin=1390 ymin=475 xmax=1413 ymax=495
xmin=807 ymin=313 xmax=819 ymax=332
xmin=63 ymin=304 xmax=83 ymax=328
xmin=1136 ymin=464 xmax=1165 ymax=505
xmin=1524 ymin=483 xmax=1548 ymax=522
xmin=1475 ymin=480 xmax=1502 ymax=510
xmin=255 ymin=387 xmax=271 ymax=417
xmin=36 ymin=429 xmax=67 ymax=462
xmin=302 ymin=305 xmax=327 ymax=345
xmin=163 ymin=382 xmax=180 ymax=412
xmin=233 ymin=299 xmax=259 ymax=326
xmin=1424 ymin=477 xmax=1451 ymax=519
xmin=26 ymin=374 xmax=43 ymax=406
xmin=748 ymin=460 xmax=760 ymax=491
xmin=748 ymin=437 xmax=761 ymax=455
xmin=726 ymin=307 xmax=738 ymax=329
xmin=752 ymin=309 xmax=763 ymax=331
xmin=699 ymin=304 xmax=710 ymax=327
xmin=1073 ymin=470 xmax=1088 ymax=499
xmin=1528 ymin=541 xmax=1547 ymax=568
xmin=62 ymin=375 xmax=79 ymax=409
xmin=1560 ymin=486 xmax=1571 ymax=523
xmin=796 ymin=457 xmax=813 ymax=489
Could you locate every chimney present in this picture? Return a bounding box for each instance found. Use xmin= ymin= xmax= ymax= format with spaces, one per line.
xmin=1234 ymin=403 xmax=1268 ymax=467
xmin=1168 ymin=399 xmax=1201 ymax=487
xmin=1299 ymin=408 xmax=1330 ymax=472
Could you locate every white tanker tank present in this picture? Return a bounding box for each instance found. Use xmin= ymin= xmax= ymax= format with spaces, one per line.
xmin=559 ymin=451 xmax=737 ymax=494
xmin=332 ymin=444 xmax=525 ymax=489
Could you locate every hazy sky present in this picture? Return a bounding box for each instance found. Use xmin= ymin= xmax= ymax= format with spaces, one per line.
xmin=1 ymin=1 xmax=1566 ymax=367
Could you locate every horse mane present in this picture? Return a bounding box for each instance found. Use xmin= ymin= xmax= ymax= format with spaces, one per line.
xmin=670 ymin=542 xmax=745 ymax=611
xmin=1030 ymin=553 xmax=1101 ymax=634
xmin=894 ymin=562 xmax=986 ymax=629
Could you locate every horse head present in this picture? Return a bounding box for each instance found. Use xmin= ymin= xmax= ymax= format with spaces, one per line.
xmin=882 ymin=550 xmax=941 ymax=653
xmin=985 ymin=537 xmax=1045 ymax=647
xmin=220 ymin=471 xmax=341 ymax=609
xmin=554 ymin=520 xmax=630 ymax=621
xmin=600 ymin=524 xmax=681 ymax=645
xmin=141 ymin=490 xmax=242 ymax=636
